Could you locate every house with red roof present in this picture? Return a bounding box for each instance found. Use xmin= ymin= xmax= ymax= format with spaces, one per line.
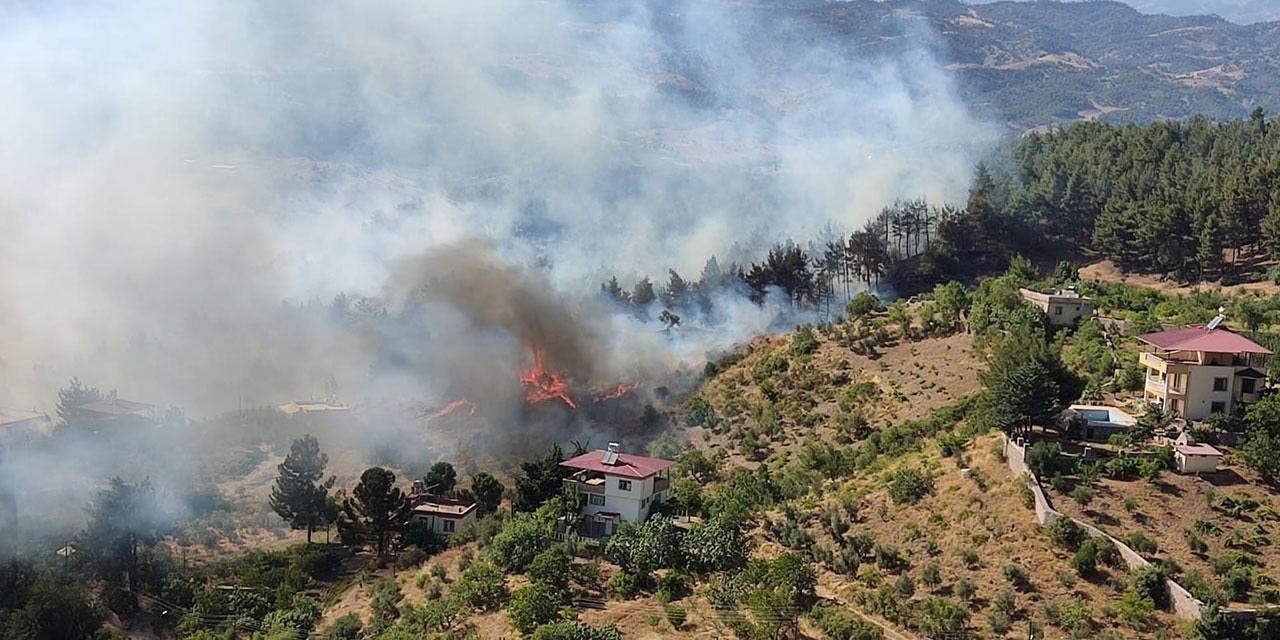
xmin=560 ymin=443 xmax=673 ymax=538
xmin=1137 ymin=323 xmax=1271 ymax=420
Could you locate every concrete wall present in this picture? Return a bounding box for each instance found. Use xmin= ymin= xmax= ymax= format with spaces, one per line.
xmin=1001 ymin=436 xmax=1205 ymax=620
xmin=1184 ymin=364 xmax=1237 ymax=420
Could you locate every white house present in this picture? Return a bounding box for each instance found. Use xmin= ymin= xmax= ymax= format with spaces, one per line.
xmin=560 ymin=443 xmax=673 ymax=538
xmin=1137 ymin=323 xmax=1271 ymax=420
xmin=1174 ymin=442 xmax=1224 ymax=474
xmin=1019 ymin=287 xmax=1095 ymax=326
xmin=409 ymin=495 xmax=477 ymax=535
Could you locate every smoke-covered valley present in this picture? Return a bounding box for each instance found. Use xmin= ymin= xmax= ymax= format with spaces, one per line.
xmin=0 ymin=0 xmax=994 ymax=538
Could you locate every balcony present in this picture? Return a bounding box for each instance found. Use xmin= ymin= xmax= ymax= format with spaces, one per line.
xmin=1145 ymin=378 xmax=1166 ymax=395
xmin=563 ymin=474 xmax=605 ymax=495
xmin=653 ymin=476 xmax=670 ymax=493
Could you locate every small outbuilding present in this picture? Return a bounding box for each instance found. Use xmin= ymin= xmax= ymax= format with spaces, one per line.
xmin=1174 ymin=442 xmax=1223 ymax=474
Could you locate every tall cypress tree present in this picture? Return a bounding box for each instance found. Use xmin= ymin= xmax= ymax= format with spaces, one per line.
xmin=269 ymin=434 xmax=335 ymax=544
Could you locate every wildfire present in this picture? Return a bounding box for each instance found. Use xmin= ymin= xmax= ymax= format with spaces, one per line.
xmin=520 ymin=345 xmax=577 ymax=409
xmin=420 ymin=399 xmax=477 ymax=422
xmin=594 ymin=383 xmax=636 ymax=402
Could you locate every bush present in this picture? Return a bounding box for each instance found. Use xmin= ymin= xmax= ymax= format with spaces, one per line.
xmin=1003 ymin=564 xmax=1030 ymax=589
xmin=810 ymin=602 xmax=884 ymax=640
xmin=1071 ymin=485 xmax=1094 ymax=506
xmin=454 ymin=562 xmax=507 ymax=611
xmin=324 ymin=613 xmax=362 ymax=640
xmin=956 ymin=578 xmax=976 ymax=602
xmin=1046 ymin=517 xmax=1085 ymax=549
xmin=508 ymin=584 xmax=563 ymax=634
xmin=488 ymin=514 xmax=552 ymax=573
xmin=792 ymin=325 xmax=820 ymax=356
xmin=1072 ymin=541 xmax=1099 ymax=578
xmin=610 ymin=571 xmax=641 ymax=599
xmin=888 ymin=467 xmax=934 ymax=505
xmin=397 ymin=546 xmax=428 ymax=569
xmin=530 ymin=623 xmax=624 ymax=640
xmin=1124 ymin=532 xmax=1158 ymax=555
xmin=1130 ymin=565 xmax=1170 ymax=609
xmin=1025 ymin=442 xmax=1062 ymax=478
xmin=988 ymin=610 xmax=1012 ymax=635
xmin=528 ymin=544 xmax=572 ymax=594
xmin=894 ymin=574 xmax=916 ymax=598
xmin=993 ymin=588 xmax=1017 ymax=615
xmin=665 ymin=604 xmax=687 ymax=629
xmin=681 ymin=518 xmax=749 ymax=573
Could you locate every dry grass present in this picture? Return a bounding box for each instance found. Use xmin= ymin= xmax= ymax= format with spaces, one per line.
xmin=1050 ymin=462 xmax=1280 ymax=607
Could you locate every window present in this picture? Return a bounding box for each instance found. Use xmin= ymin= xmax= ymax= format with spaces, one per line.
xmin=618 ymin=480 xmax=632 ymax=491
xmin=1243 ymin=378 xmax=1257 ymax=394
xmin=443 ymin=519 xmax=455 ymax=533
xmin=1211 ymin=401 xmax=1227 ymax=414
xmin=1054 ymin=306 xmax=1063 ymax=315
xmin=589 ymin=494 xmax=605 ymax=506
xmin=1213 ymin=377 xmax=1228 ymax=392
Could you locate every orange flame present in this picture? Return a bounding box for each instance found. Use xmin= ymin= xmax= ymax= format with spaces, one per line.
xmin=421 ymin=399 xmax=477 ymax=422
xmin=520 ymin=346 xmax=577 ymax=409
xmin=594 ymin=383 xmax=636 ymax=402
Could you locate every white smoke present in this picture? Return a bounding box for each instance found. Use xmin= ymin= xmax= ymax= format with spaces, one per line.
xmin=0 ymin=0 xmax=996 ymax=414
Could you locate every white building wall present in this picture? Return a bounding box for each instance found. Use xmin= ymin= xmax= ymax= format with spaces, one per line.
xmin=413 ymin=510 xmax=476 ymax=535
xmin=1045 ymin=300 xmax=1094 ymax=326
xmin=1183 ymin=364 xmax=1237 ymax=420
xmin=579 ymin=473 xmax=661 ymax=523
xmin=1176 ymin=453 xmax=1219 ymax=474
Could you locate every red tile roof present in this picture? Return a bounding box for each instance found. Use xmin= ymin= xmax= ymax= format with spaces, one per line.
xmin=561 ymin=450 xmax=674 ymax=478
xmin=1175 ymin=443 xmax=1223 ymax=457
xmin=1137 ymin=326 xmax=1271 ymax=355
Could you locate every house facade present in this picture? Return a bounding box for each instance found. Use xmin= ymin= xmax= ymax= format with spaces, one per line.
xmin=1018 ymin=288 xmax=1095 ymax=326
xmin=1137 ymin=325 xmax=1271 ymax=421
xmin=409 ymin=494 xmax=477 ymax=535
xmin=561 ymin=443 xmax=673 ymax=538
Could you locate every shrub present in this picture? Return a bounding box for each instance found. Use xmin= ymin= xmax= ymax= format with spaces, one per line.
xmin=888 ymin=467 xmax=934 ymax=505
xmin=508 ymin=584 xmax=563 ymax=634
xmin=488 ymin=514 xmax=552 ymax=573
xmin=681 ymin=518 xmax=749 ymax=573
xmin=1130 ymin=565 xmax=1171 ymax=609
xmin=988 ymin=610 xmax=1012 ymax=635
xmin=792 ymin=325 xmax=820 ymax=356
xmin=1046 ymin=517 xmax=1085 ymax=549
xmin=1025 ymin=442 xmax=1062 ymax=478
xmin=1003 ymin=564 xmax=1030 ymax=589
xmin=959 ymin=547 xmax=979 ymax=568
xmin=530 ymin=623 xmax=624 ymax=640
xmin=1123 ymin=496 xmax=1139 ymax=512
xmin=1071 ymin=485 xmax=1094 ymax=506
xmin=1124 ymin=532 xmax=1158 ymax=555
xmin=397 ymin=546 xmax=428 ymax=568
xmin=609 ymin=572 xmax=641 ymax=599
xmin=810 ymin=602 xmax=884 ymax=640
xmin=1117 ymin=588 xmax=1155 ymax=629
xmin=665 ymin=604 xmax=687 ymax=629
xmin=993 ymin=588 xmax=1017 ymax=615
xmin=921 ymin=562 xmax=942 ymax=592
xmin=956 ymin=578 xmax=976 ymax=602
xmin=875 ymin=544 xmax=908 ymax=573
xmin=1072 ymin=541 xmax=1099 ymax=578
xmin=453 ymin=562 xmax=507 ymax=611
xmin=323 ymin=614 xmax=362 ymax=640
xmin=894 ymin=574 xmax=916 ymax=598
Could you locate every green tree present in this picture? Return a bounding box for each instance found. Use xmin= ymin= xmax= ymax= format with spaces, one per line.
xmin=55 ymin=377 xmax=102 ymax=426
xmin=269 ymin=434 xmax=336 ymax=544
xmin=508 ymin=584 xmax=563 ymax=634
xmin=488 ymin=513 xmax=552 ymax=573
xmin=527 ymin=544 xmax=572 ymax=594
xmin=338 ymin=468 xmax=410 ymax=560
xmin=453 ymin=562 xmax=508 ymax=611
xmin=514 ymin=444 xmax=568 ymax=512
xmin=423 ymin=462 xmax=457 ymax=495
xmin=1242 ymin=394 xmax=1280 ymax=480
xmin=0 ymin=568 xmax=101 ymax=640
xmin=470 ymin=472 xmax=504 ymax=515
xmin=79 ymin=477 xmax=171 ymax=593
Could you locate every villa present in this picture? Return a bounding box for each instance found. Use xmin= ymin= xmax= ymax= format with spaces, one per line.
xmin=561 ymin=443 xmax=673 ymax=538
xmin=1137 ymin=322 xmax=1271 ymax=420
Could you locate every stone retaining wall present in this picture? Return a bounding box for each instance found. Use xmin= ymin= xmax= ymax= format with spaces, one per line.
xmin=1001 ymin=435 xmax=1204 ymax=620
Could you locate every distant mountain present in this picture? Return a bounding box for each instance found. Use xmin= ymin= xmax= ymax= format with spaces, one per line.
xmin=965 ymin=0 xmax=1280 ymax=25
xmin=756 ymin=0 xmax=1280 ymax=130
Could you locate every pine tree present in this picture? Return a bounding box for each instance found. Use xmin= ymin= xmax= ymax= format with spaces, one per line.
xmin=471 ymin=472 xmax=505 ymax=515
xmin=269 ymin=434 xmax=336 ymax=544
xmin=339 ymin=467 xmax=410 ymax=560
xmin=423 ymin=461 xmax=457 ymax=495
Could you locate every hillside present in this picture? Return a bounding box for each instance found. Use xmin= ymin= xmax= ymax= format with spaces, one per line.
xmin=702 ymin=0 xmax=1280 ymax=129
